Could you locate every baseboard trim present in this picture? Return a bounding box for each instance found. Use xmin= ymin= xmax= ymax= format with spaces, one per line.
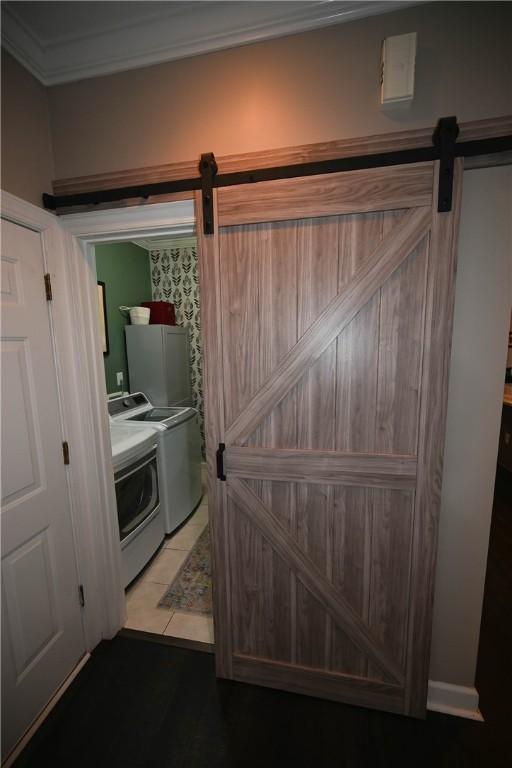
xmin=4 ymin=653 xmax=91 ymax=767
xmin=427 ymin=680 xmax=483 ymax=721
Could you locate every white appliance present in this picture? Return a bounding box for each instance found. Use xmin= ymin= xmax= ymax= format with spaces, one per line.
xmin=125 ymin=325 xmax=191 ymax=406
xmin=109 ymin=393 xmax=202 ymax=534
xmin=110 ymin=422 xmax=164 ymax=586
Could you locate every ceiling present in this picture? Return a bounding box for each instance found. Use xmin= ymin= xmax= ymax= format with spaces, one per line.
xmin=2 ymin=1 xmax=420 ymax=86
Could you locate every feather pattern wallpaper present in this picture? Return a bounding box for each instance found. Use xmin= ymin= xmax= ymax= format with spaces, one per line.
xmin=149 ymin=242 xmax=205 ymax=457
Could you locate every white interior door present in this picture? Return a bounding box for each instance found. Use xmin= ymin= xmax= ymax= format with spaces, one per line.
xmin=1 ymin=218 xmax=85 ymax=759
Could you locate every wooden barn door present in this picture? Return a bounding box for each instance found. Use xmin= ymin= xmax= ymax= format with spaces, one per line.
xmin=197 ymin=159 xmax=462 ymax=718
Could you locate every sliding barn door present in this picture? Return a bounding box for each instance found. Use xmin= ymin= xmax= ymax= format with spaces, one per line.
xmin=197 ymin=159 xmax=462 ymax=717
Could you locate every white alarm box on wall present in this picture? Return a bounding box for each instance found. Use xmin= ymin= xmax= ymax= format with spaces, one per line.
xmin=381 ymin=32 xmax=417 ymax=106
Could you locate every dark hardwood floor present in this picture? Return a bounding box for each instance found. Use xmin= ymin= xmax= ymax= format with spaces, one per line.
xmin=13 ymin=470 xmax=511 ymax=768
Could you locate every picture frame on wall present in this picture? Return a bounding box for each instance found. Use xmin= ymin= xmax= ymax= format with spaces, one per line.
xmin=97 ymin=281 xmax=109 ymax=355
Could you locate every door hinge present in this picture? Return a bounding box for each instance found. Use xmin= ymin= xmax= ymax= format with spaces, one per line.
xmin=62 ymin=441 xmax=70 ymax=465
xmin=44 ymin=273 xmax=53 ymax=301
xmin=78 ymin=584 xmax=85 ymax=608
xmin=216 ymin=442 xmax=226 ymax=481
xmin=199 ymin=152 xmax=218 ymax=235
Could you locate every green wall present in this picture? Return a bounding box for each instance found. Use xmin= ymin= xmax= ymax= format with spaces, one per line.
xmin=95 ymin=242 xmax=152 ymax=394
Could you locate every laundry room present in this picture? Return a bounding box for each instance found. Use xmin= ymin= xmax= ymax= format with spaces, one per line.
xmin=95 ymin=235 xmax=213 ymax=646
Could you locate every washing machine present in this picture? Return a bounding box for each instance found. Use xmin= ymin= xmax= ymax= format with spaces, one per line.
xmin=108 ymin=393 xmax=202 ymax=534
xmin=110 ymin=421 xmax=164 ymax=586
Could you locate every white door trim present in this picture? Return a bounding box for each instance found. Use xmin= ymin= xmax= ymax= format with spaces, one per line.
xmin=58 ymin=200 xmax=196 ymax=643
xmin=1 ymin=191 xmax=195 ymax=649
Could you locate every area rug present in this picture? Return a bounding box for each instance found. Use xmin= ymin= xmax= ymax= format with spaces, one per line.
xmin=158 ymin=525 xmax=212 ymax=615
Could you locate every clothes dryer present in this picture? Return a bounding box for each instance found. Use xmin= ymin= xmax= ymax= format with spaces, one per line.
xmin=109 ymin=393 xmax=202 ymax=534
xmin=110 ymin=422 xmax=163 ymax=586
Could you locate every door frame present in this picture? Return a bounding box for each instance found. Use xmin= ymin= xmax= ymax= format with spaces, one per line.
xmin=1 ymin=191 xmax=196 ymax=649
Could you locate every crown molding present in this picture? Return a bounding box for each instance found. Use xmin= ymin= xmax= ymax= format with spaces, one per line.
xmin=132 ymin=235 xmax=196 ymax=252
xmin=1 ymin=4 xmax=47 ymax=84
xmin=2 ymin=1 xmax=420 ymax=86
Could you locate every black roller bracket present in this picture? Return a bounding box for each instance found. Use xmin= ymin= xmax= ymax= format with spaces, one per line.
xmin=199 ymin=152 xmax=218 ymax=235
xmin=42 ymin=192 xmax=57 ymax=211
xmin=433 ymin=116 xmax=459 ymax=213
xmin=216 ymin=442 xmax=226 ymax=481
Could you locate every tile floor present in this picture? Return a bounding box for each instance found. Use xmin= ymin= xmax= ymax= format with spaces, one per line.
xmin=124 ymin=488 xmax=214 ymax=644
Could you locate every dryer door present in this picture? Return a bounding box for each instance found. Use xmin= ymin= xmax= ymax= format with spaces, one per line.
xmin=115 ymin=449 xmax=159 ymax=544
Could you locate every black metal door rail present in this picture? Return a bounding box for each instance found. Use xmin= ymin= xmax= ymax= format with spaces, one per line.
xmin=42 ymin=117 xmax=512 ymax=233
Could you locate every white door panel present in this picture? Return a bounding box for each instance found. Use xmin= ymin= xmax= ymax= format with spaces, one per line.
xmin=1 ymin=219 xmax=85 ymax=760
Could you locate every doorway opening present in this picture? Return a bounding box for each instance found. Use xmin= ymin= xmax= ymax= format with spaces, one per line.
xmin=89 ymin=219 xmax=214 ymax=649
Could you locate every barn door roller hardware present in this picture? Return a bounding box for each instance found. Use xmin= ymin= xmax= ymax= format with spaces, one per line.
xmin=199 ymin=152 xmax=218 ymax=235
xmin=42 ymin=117 xmax=512 ymax=232
xmin=216 ymin=443 xmax=226 ymax=481
xmin=433 ymin=116 xmax=459 ymax=212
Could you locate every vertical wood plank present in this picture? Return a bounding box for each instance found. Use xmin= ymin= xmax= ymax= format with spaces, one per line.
xmin=195 ymin=190 xmax=232 ymax=678
xmin=405 ymin=159 xmax=463 ymax=716
xmin=367 ymin=489 xmax=414 ymax=682
xmin=256 ymin=222 xmax=298 ymax=662
xmin=229 ymin=493 xmax=266 ymax=657
xmin=375 ymin=238 xmax=428 ymax=455
xmin=267 ymin=482 xmax=295 ymax=663
xmin=220 ymin=224 xmax=262 ymax=436
xmin=330 ymin=486 xmax=372 ymax=676
xmin=266 ymin=224 xmax=297 ymax=663
xmin=332 ymin=211 xmax=383 ymax=677
xmin=295 ymin=217 xmax=339 ymax=668
xmin=336 ymin=212 xmax=382 ymax=453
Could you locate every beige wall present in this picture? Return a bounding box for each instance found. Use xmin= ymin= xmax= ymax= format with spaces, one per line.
xmin=47 ymin=1 xmax=512 ymax=180
xmin=430 ymin=165 xmax=512 ymax=689
xmin=1 ymin=50 xmax=54 ymax=206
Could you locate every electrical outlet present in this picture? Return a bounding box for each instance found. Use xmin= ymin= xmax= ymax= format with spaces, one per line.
xmin=116 ymin=372 xmax=124 ymax=387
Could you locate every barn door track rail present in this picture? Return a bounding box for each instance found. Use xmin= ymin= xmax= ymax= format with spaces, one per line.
xmin=42 ymin=116 xmax=512 ymax=232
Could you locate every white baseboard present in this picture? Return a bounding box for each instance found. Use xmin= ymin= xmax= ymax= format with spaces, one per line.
xmin=427 ymin=680 xmax=483 ymax=721
xmin=4 ymin=653 xmax=91 ymax=767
